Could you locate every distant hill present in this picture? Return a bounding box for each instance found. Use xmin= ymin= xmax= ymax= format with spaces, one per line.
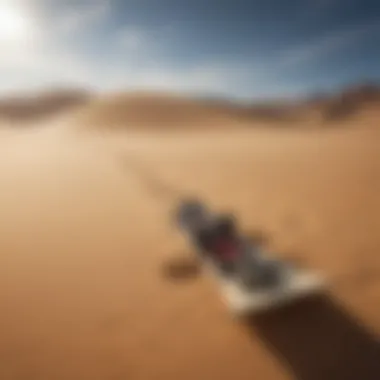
xmin=0 ymin=89 xmax=93 ymax=123
xmin=302 ymin=83 xmax=380 ymax=123
xmin=73 ymin=91 xmax=246 ymax=130
xmin=0 ymin=82 xmax=379 ymax=128
xmin=322 ymin=83 xmax=380 ymax=121
xmin=73 ymin=90 xmax=306 ymax=131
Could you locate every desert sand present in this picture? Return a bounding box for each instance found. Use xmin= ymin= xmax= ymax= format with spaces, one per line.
xmin=0 ymin=92 xmax=379 ymax=380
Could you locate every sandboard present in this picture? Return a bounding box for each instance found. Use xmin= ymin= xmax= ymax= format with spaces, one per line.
xmin=203 ymin=258 xmax=326 ymax=316
xmin=174 ymin=199 xmax=326 ymax=316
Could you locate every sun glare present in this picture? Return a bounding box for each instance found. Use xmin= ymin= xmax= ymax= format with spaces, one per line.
xmin=0 ymin=3 xmax=31 ymax=43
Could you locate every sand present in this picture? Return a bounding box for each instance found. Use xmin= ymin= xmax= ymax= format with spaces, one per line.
xmin=0 ymin=117 xmax=379 ymax=380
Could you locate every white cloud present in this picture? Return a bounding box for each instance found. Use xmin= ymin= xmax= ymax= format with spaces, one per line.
xmin=54 ymin=1 xmax=110 ymax=35
xmin=8 ymin=0 xmax=374 ymax=100
xmin=88 ymin=59 xmax=252 ymax=98
xmin=0 ymin=30 xmax=249 ymax=97
xmin=0 ymin=1 xmax=284 ymax=101
xmin=117 ymin=27 xmax=146 ymax=51
xmin=0 ymin=0 xmax=275 ymax=99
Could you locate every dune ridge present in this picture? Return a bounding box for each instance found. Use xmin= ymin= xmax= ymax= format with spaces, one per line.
xmin=0 ymin=82 xmax=379 ymax=130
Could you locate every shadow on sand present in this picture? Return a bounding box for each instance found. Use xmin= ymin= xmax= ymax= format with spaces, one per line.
xmin=243 ymin=293 xmax=380 ymax=380
xmin=161 ymin=256 xmax=201 ymax=282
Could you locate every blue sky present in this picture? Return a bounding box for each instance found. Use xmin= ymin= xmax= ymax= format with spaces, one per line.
xmin=0 ymin=0 xmax=379 ymax=100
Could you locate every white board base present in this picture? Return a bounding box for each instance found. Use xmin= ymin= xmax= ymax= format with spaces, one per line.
xmin=207 ymin=264 xmax=326 ymax=316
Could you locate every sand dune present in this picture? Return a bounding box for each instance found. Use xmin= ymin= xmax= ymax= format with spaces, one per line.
xmin=0 ymin=83 xmax=379 ymax=130
xmin=0 ymin=113 xmax=379 ymax=379
xmin=73 ymin=92 xmax=252 ymax=130
xmin=71 ymin=85 xmax=380 ymax=130
xmin=0 ymin=89 xmax=92 ymax=124
xmin=303 ymin=84 xmax=380 ymax=125
xmin=72 ymin=91 xmax=312 ymax=130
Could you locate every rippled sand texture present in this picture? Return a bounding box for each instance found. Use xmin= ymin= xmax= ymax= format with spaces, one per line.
xmin=0 ymin=118 xmax=379 ymax=380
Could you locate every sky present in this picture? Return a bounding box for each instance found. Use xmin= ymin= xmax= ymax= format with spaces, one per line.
xmin=0 ymin=0 xmax=379 ymax=100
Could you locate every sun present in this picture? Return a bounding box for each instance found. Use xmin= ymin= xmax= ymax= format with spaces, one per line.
xmin=0 ymin=3 xmax=31 ymax=43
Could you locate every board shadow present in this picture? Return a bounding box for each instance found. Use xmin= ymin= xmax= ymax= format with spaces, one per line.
xmin=161 ymin=255 xmax=201 ymax=282
xmin=243 ymin=294 xmax=380 ymax=380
